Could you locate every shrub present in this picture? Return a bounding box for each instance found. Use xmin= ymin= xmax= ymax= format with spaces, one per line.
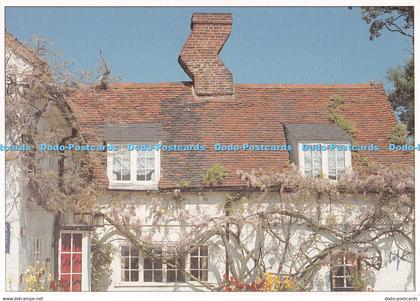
xmin=389 ymin=122 xmax=408 ymax=145
xmin=178 ymin=180 xmax=190 ymax=190
xmin=202 ymin=164 xmax=228 ymax=187
xmin=21 ymin=261 xmax=52 ymax=291
xmin=91 ymin=233 xmax=114 ymax=291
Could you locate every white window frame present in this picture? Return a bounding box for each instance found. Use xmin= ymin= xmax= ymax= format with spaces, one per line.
xmin=118 ymin=242 xmax=208 ymax=286
xmin=298 ymin=143 xmax=351 ymax=179
xmin=189 ymin=245 xmax=209 ymax=281
xmin=120 ymin=244 xmax=141 ymax=283
xmin=107 ymin=143 xmax=161 ymax=190
xmin=330 ymin=253 xmax=358 ymax=291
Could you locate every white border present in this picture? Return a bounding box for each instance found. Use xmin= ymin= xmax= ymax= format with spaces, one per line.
xmin=1 ymin=1 xmax=418 ymax=301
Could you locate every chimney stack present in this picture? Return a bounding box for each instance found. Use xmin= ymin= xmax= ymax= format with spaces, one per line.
xmin=178 ymin=13 xmax=234 ymax=97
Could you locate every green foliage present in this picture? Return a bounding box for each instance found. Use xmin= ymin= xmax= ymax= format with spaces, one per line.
xmin=351 ymin=271 xmax=368 ymax=291
xmin=389 ymin=122 xmax=409 ymax=145
xmin=20 ymin=262 xmax=52 ymax=291
xmin=360 ymin=7 xmax=414 ymax=136
xmin=327 ymin=95 xmax=357 ymax=143
xmin=91 ymin=233 xmax=114 ymax=291
xmin=387 ymin=57 xmax=414 ymax=135
xmin=202 ymin=164 xmax=228 ymax=187
xmin=178 ymin=180 xmax=190 ymax=190
xmin=361 ymin=7 xmax=414 ymax=43
xmin=352 ymin=152 xmax=371 ymax=167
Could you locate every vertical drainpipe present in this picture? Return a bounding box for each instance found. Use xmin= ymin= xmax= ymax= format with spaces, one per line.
xmin=53 ymin=127 xmax=78 ymax=283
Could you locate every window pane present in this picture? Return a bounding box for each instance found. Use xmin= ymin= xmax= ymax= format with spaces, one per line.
xmin=60 ymin=275 xmax=70 ymax=291
xmin=154 ymin=270 xmax=163 ymax=282
xmin=201 ymin=246 xmax=208 ymax=256
xmin=334 ymin=277 xmax=344 ymax=288
xmin=201 ymin=270 xmax=208 ymax=281
xmin=131 ymin=247 xmax=139 ymax=257
xmin=72 ymin=234 xmax=82 ymax=252
xmin=143 ymin=271 xmax=152 ymax=282
xmin=137 ymin=169 xmax=146 ymax=181
xmin=191 ymin=270 xmax=199 ymax=278
xmin=191 ymin=248 xmax=198 ymax=257
xmin=122 ymin=258 xmax=129 ymax=269
xmin=337 ymin=150 xmax=346 ymax=173
xmin=60 ymin=254 xmax=71 ymax=273
xmin=121 ymin=246 xmax=129 ymax=257
xmin=191 ymin=258 xmax=198 ymax=269
xmin=304 ymin=151 xmax=313 ymax=175
xmin=121 ymin=169 xmax=130 ymax=181
xmin=167 ymin=270 xmax=176 ymax=282
xmin=113 ymin=157 xmax=121 ymax=180
xmin=130 ymin=271 xmax=139 ymax=282
xmin=313 ymin=150 xmax=321 ymax=176
xmin=167 ymin=258 xmax=175 ymax=269
xmin=144 ymin=258 xmax=152 ymax=269
xmin=72 ymin=275 xmax=81 ymax=292
xmin=113 ymin=170 xmax=121 ymax=181
xmin=72 ymin=254 xmax=82 ymax=273
xmin=178 ymin=271 xmax=185 ymax=282
xmin=178 ymin=258 xmax=185 ymax=269
xmin=328 ymin=149 xmax=337 ymax=179
xmin=131 ymin=257 xmax=139 ymax=269
xmin=61 ymin=234 xmax=71 ymax=252
xmin=137 ymin=157 xmax=145 ymax=170
xmin=122 ymin=270 xmax=130 ymax=282
xmin=145 ymin=158 xmax=155 ymax=169
xmin=121 ymin=150 xmax=130 ymax=181
xmin=154 ymin=258 xmax=162 ymax=269
xmin=145 ymin=169 xmax=155 ymax=181
xmin=201 ymin=257 xmax=208 ymax=270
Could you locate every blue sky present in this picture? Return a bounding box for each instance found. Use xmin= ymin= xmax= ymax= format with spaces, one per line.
xmin=5 ymin=7 xmax=412 ymax=88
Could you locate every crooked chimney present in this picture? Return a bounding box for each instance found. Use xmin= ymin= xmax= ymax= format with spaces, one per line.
xmin=178 ymin=13 xmax=234 ymax=97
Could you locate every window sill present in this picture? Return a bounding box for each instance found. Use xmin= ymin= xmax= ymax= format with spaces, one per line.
xmin=115 ymin=281 xmax=208 ymax=288
xmin=108 ymin=182 xmax=159 ymax=191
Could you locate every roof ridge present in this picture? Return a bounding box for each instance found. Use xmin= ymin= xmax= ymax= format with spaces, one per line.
xmin=5 ymin=32 xmax=47 ymax=66
xmin=100 ymin=82 xmax=383 ymax=89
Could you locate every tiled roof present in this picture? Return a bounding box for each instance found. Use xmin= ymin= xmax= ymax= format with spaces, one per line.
xmin=5 ymin=32 xmax=47 ymax=67
xmin=68 ymin=82 xmax=413 ymax=189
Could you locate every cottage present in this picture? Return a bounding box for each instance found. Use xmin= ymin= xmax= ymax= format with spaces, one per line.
xmin=64 ymin=13 xmax=414 ymax=292
xmin=6 ymin=12 xmax=414 ymax=293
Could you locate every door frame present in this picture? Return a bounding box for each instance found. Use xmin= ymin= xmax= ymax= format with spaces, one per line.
xmin=58 ymin=230 xmax=91 ymax=291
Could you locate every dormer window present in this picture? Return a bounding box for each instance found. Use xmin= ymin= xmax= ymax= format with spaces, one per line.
xmin=105 ymin=123 xmax=162 ymax=190
xmin=284 ymin=124 xmax=352 ymax=180
xmin=107 ymin=144 xmax=160 ymax=190
xmin=301 ymin=144 xmax=349 ymax=180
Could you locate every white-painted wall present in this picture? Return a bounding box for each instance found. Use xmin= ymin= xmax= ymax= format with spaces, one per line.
xmin=94 ymin=191 xmax=414 ymax=292
xmin=5 ymin=46 xmax=56 ymax=291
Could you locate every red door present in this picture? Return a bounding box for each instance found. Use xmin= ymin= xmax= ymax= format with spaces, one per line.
xmin=60 ymin=232 xmax=83 ymax=291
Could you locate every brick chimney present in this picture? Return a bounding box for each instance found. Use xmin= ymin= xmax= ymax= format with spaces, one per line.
xmin=178 ymin=13 xmax=234 ymax=97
